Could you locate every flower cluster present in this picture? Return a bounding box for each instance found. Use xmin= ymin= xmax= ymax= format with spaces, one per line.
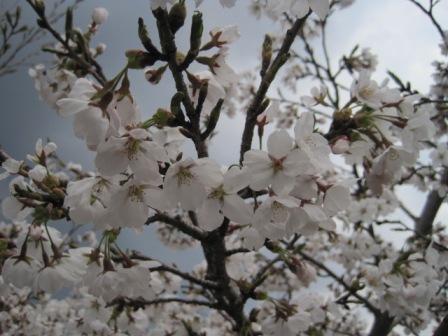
xmin=1 ymin=0 xmax=448 ymax=335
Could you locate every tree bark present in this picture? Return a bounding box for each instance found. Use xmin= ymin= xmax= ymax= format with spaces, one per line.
xmin=415 ymin=169 xmax=448 ymax=235
xmin=368 ymin=313 xmax=394 ymax=336
xmin=434 ymin=314 xmax=448 ymax=336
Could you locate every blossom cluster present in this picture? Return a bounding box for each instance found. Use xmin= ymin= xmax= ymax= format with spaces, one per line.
xmin=1 ymin=0 xmax=447 ymax=335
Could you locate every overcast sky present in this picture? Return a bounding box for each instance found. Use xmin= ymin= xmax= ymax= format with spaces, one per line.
xmin=0 ymin=0 xmax=447 ymax=269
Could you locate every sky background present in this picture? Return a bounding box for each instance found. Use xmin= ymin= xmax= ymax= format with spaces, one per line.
xmin=0 ymin=0 xmax=448 ymax=311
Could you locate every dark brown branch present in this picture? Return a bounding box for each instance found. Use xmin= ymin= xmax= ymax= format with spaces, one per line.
xmin=153 ymin=8 xmax=208 ymax=158
xmin=407 ymin=0 xmax=446 ymax=44
xmin=368 ymin=313 xmax=395 ymax=336
xmin=416 ymin=168 xmax=448 ymax=235
xmin=243 ymin=255 xmax=281 ymax=301
xmin=434 ymin=314 xmax=448 ymax=336
xmin=226 ymin=247 xmax=250 ymax=256
xmin=297 ymin=250 xmax=380 ymax=315
xmin=298 ymin=249 xmax=396 ymax=335
xmin=146 ymin=213 xmax=205 ymax=240
xmin=239 ymin=12 xmax=311 ymax=164
xmin=151 ymin=264 xmax=220 ymax=290
xmin=110 ymin=296 xmax=218 ymax=309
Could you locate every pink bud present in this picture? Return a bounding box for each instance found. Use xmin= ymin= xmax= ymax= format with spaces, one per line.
xmin=29 ymin=225 xmax=44 ymax=240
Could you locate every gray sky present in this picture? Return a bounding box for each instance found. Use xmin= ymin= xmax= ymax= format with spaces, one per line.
xmin=0 ymin=0 xmax=447 ymax=266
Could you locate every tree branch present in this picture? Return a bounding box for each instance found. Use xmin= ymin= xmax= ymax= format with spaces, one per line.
xmin=415 ymin=168 xmax=448 ymax=235
xmin=110 ymin=296 xmax=218 ymax=309
xmin=239 ymin=12 xmax=311 ymax=164
xmin=434 ymin=314 xmax=448 ymax=336
xmin=368 ymin=313 xmax=395 ymax=336
xmin=25 ymin=0 xmax=107 ymax=85
xmin=146 ymin=213 xmax=205 ymax=240
xmin=150 ymin=264 xmax=220 ymax=290
xmin=297 ymin=250 xmax=380 ymax=315
xmin=407 ymin=0 xmax=446 ymax=44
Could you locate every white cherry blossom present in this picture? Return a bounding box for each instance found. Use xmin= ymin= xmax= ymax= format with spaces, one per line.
xmin=163 ymin=158 xmax=221 ymax=211
xmin=56 ymin=78 xmax=109 ymax=150
xmin=244 ymin=130 xmax=310 ymax=194
xmin=197 ymin=166 xmax=252 ymax=231
xmin=95 ymin=128 xmax=168 ymax=185
xmin=294 ymin=112 xmax=332 ymax=172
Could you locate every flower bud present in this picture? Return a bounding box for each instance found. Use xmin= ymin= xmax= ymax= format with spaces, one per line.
xmin=126 ymin=49 xmax=157 ymax=69
xmin=190 ymin=11 xmax=203 ymax=52
xmin=145 ymin=64 xmax=168 ymax=84
xmin=96 ymin=43 xmax=107 ymax=54
xmin=29 ymin=225 xmax=44 ymax=240
xmin=261 ymin=34 xmax=272 ymax=77
xmin=34 ymin=0 xmax=45 ymax=15
xmin=168 ymin=0 xmax=186 ymax=34
xmin=43 ymin=174 xmax=60 ymax=189
xmin=153 ymin=108 xmax=175 ymax=128
xmin=202 ymin=99 xmax=223 ymax=140
xmin=52 ymin=188 xmax=66 ymax=199
xmin=92 ymin=7 xmax=109 ymax=25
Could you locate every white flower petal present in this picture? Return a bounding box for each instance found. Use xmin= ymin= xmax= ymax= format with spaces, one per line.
xmin=267 ymin=130 xmax=293 ymax=159
xmin=222 ymin=194 xmax=252 ymax=225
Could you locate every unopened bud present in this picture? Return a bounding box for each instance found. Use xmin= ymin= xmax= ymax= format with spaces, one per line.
xmin=138 ymin=17 xmax=159 ymax=55
xmin=170 ymin=92 xmax=186 ymax=123
xmin=52 ymin=188 xmax=66 ymax=199
xmin=334 ymin=107 xmax=352 ymax=121
xmin=92 ymin=7 xmax=109 ymax=25
xmin=29 ymin=225 xmax=44 ymax=240
xmin=261 ymin=34 xmax=272 ymax=77
xmin=207 ymin=99 xmax=223 ymax=129
xmin=126 ymin=49 xmax=157 ymax=69
xmin=168 ymin=0 xmax=186 ymax=34
xmin=96 ymin=43 xmax=107 ymax=54
xmin=50 ymin=208 xmax=65 ymax=220
xmin=34 ymin=0 xmax=45 ymax=15
xmin=186 ymin=72 xmax=205 ymax=95
xmin=43 ymin=174 xmax=60 ymax=189
xmin=153 ymin=108 xmax=175 ymax=127
xmin=145 ymin=64 xmax=168 ymax=84
xmin=190 ymin=11 xmax=203 ymax=52
xmin=175 ymin=51 xmax=186 ymax=65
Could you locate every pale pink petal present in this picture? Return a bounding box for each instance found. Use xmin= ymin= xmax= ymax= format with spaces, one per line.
xmin=222 ymin=194 xmax=252 ymax=224
xmin=267 ymin=130 xmax=293 ymax=159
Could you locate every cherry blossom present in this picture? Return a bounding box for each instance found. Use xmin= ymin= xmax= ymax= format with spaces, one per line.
xmin=197 ymin=166 xmax=252 ymax=230
xmin=243 ymin=130 xmax=309 ymax=194
xmin=56 ymin=78 xmax=109 ymax=150
xmin=0 ymin=1 xmax=447 ymax=335
xmin=95 ymin=128 xmax=168 ymax=185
